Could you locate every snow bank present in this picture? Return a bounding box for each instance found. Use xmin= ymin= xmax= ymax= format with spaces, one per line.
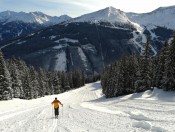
xmin=117 ymin=87 xmax=175 ymax=102
xmin=133 ymin=88 xmax=175 ymax=102
xmin=81 ymin=102 xmax=129 ymax=116
xmin=128 ymin=111 xmax=151 ymax=121
xmin=151 ymin=126 xmax=167 ymax=132
xmin=132 ymin=121 xmax=151 ymax=130
xmin=132 ymin=121 xmax=168 ymax=132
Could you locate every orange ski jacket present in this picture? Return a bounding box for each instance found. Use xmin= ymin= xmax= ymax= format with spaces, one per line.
xmin=51 ymin=100 xmax=63 ymax=108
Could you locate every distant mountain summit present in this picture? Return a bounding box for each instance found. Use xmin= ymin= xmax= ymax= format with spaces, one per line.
xmin=0 ymin=11 xmax=71 ymax=42
xmin=127 ymin=5 xmax=175 ymax=29
xmin=73 ymin=6 xmax=129 ymax=23
xmin=71 ymin=6 xmax=142 ymax=31
xmin=0 ymin=11 xmax=71 ymax=25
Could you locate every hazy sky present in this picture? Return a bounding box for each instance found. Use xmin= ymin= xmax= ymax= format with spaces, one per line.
xmin=0 ymin=0 xmax=175 ymax=17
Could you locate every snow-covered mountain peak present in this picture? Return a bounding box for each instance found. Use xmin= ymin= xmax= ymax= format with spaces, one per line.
xmin=127 ymin=6 xmax=175 ymax=29
xmin=0 ymin=10 xmax=71 ymax=25
xmin=72 ymin=6 xmax=130 ymax=24
xmin=107 ymin=6 xmax=122 ymax=13
xmin=154 ymin=5 xmax=175 ymax=12
xmin=31 ymin=11 xmax=46 ymax=16
xmin=2 ymin=10 xmax=13 ymax=15
xmin=0 ymin=11 xmax=17 ymax=18
xmin=58 ymin=15 xmax=71 ymax=20
xmin=105 ymin=6 xmax=125 ymax=18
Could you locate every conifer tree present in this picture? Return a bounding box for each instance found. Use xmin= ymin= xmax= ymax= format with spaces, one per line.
xmin=101 ymin=66 xmax=110 ymax=95
xmin=0 ymin=51 xmax=12 ymax=100
xmin=22 ymin=67 xmax=33 ymax=99
xmin=68 ymin=71 xmax=74 ymax=88
xmin=14 ymin=59 xmax=29 ymax=94
xmin=135 ymin=37 xmax=152 ymax=92
xmin=105 ymin=65 xmax=114 ymax=97
xmin=128 ymin=53 xmax=138 ymax=92
xmin=38 ymin=68 xmax=46 ymax=97
xmin=29 ymin=66 xmax=39 ymax=98
xmin=155 ymin=40 xmax=169 ymax=88
xmin=9 ymin=61 xmax=24 ymax=98
xmin=61 ymin=72 xmax=70 ymax=91
xmin=80 ymin=71 xmax=85 ymax=86
xmin=101 ymin=33 xmax=175 ymax=98
xmin=46 ymin=72 xmax=54 ymax=95
xmin=52 ymin=72 xmax=61 ymax=94
xmin=162 ymin=33 xmax=175 ymax=90
xmin=118 ymin=56 xmax=128 ymax=95
xmin=0 ymin=50 xmax=85 ymax=100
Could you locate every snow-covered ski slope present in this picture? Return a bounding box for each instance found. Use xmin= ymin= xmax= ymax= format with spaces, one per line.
xmin=0 ymin=82 xmax=175 ymax=132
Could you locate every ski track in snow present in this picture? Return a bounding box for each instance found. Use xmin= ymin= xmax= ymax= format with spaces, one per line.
xmin=0 ymin=82 xmax=175 ymax=132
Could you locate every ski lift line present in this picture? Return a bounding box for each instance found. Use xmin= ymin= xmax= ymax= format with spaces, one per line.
xmin=0 ymin=41 xmax=15 ymax=49
xmin=149 ymin=37 xmax=157 ymax=56
xmin=95 ymin=21 xmax=105 ymax=69
xmin=124 ymin=26 xmax=141 ymax=54
xmin=133 ymin=32 xmax=144 ymax=54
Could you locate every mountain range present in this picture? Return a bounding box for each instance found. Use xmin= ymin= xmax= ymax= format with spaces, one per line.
xmin=0 ymin=11 xmax=71 ymax=41
xmin=0 ymin=6 xmax=174 ymax=74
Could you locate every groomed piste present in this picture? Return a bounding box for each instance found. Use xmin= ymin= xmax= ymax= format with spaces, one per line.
xmin=0 ymin=82 xmax=174 ymax=132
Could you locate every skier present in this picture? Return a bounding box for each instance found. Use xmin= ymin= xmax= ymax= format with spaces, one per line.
xmin=51 ymin=97 xmax=63 ymax=118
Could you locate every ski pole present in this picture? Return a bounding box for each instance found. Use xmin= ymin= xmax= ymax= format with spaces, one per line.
xmin=52 ymin=105 xmax=53 ymax=118
xmin=62 ymin=106 xmax=63 ymax=117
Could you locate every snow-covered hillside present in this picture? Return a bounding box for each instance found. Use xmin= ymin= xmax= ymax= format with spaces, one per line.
xmin=127 ymin=6 xmax=175 ymax=29
xmin=72 ymin=6 xmax=142 ymax=31
xmin=0 ymin=82 xmax=175 ymax=132
xmin=73 ymin=7 xmax=130 ymax=24
xmin=0 ymin=11 xmax=71 ymax=25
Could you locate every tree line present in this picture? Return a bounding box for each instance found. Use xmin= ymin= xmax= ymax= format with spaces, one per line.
xmin=0 ymin=52 xmax=85 ymax=100
xmin=101 ymin=33 xmax=175 ymax=98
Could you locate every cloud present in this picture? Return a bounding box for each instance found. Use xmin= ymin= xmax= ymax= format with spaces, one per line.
xmin=43 ymin=0 xmax=107 ymax=10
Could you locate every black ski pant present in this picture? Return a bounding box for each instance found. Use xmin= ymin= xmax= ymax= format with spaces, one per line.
xmin=54 ymin=108 xmax=59 ymax=116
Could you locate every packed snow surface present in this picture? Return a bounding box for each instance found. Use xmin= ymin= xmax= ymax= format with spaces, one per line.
xmin=0 ymin=82 xmax=175 ymax=132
